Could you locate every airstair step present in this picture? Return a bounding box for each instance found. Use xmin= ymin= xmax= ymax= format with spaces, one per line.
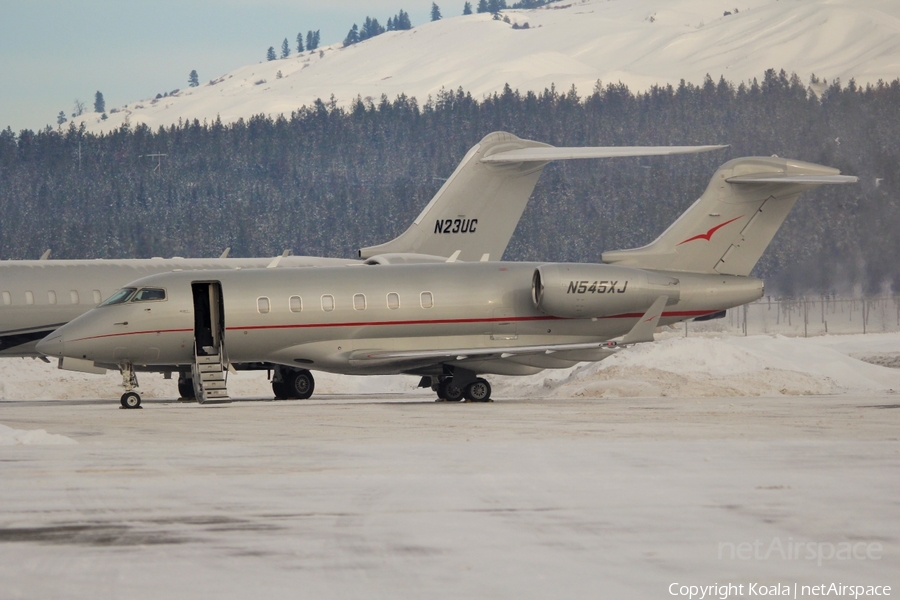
xmin=198 ymin=396 xmax=231 ymax=405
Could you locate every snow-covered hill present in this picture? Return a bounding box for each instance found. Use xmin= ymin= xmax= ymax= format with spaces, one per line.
xmin=74 ymin=0 xmax=900 ymax=134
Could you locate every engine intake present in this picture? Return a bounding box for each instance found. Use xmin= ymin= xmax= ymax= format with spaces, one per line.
xmin=532 ymin=263 xmax=680 ymax=318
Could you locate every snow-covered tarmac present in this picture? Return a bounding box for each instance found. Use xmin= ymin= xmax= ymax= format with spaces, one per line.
xmin=1 ymin=334 xmax=898 ymax=598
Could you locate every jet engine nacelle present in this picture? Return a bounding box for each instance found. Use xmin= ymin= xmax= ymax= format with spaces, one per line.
xmin=532 ymin=263 xmax=680 ymax=318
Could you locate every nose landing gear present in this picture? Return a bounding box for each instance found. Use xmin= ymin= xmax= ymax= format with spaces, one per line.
xmin=119 ymin=363 xmax=142 ymax=409
xmin=120 ymin=391 xmax=142 ymax=409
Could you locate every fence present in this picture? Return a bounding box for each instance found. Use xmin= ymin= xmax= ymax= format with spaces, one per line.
xmin=685 ymin=297 xmax=900 ymax=337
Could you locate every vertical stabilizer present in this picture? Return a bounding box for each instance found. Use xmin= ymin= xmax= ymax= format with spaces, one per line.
xmin=359 ymin=132 xmax=552 ymax=262
xmin=601 ymin=157 xmax=857 ymax=275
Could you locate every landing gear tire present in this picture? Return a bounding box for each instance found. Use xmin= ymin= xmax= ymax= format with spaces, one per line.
xmin=177 ymin=376 xmax=195 ymax=400
xmin=464 ymin=378 xmax=492 ymax=402
xmin=272 ymin=380 xmax=289 ymax=400
xmin=285 ymin=369 xmax=315 ymax=400
xmin=437 ymin=379 xmax=464 ymax=402
xmin=120 ymin=391 xmax=142 ymax=409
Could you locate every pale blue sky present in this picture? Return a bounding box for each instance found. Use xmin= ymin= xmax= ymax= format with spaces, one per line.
xmin=1 ymin=0 xmax=459 ymax=132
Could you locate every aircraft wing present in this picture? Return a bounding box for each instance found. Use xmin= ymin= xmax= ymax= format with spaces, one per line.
xmin=348 ymin=339 xmax=622 ymax=366
xmin=348 ymin=296 xmax=669 ymax=368
xmin=481 ymin=145 xmax=727 ymax=163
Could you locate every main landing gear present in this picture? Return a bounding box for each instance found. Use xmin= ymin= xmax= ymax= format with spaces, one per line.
xmin=433 ymin=376 xmax=492 ymax=402
xmin=177 ymin=374 xmax=195 ymax=401
xmin=272 ymin=367 xmax=315 ymax=400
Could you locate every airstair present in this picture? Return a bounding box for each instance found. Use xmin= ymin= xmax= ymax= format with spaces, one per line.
xmin=192 ymin=344 xmax=231 ymax=404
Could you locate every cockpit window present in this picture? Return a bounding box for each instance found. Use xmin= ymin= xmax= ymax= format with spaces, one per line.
xmin=99 ymin=287 xmax=137 ymax=306
xmin=133 ymin=288 xmax=167 ymax=302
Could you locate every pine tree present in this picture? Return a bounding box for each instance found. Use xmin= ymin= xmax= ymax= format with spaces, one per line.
xmin=72 ymin=99 xmax=85 ymax=117
xmin=463 ymin=2 xmax=473 ymax=14
xmin=296 ymin=32 xmax=304 ymax=53
xmin=266 ymin=46 xmax=276 ymax=61
xmin=395 ymin=10 xmax=412 ymax=29
xmin=281 ymin=38 xmax=290 ymax=58
xmin=188 ymin=70 xmax=199 ymax=87
xmin=387 ymin=16 xmax=395 ymax=30
xmin=477 ymin=0 xmax=489 ymax=13
xmin=360 ymin=17 xmax=385 ymax=41
xmin=343 ymin=24 xmax=359 ymax=47
xmin=431 ymin=2 xmax=442 ymax=20
xmin=56 ymin=111 xmax=67 ymax=126
xmin=93 ymin=91 xmax=105 ymax=113
xmin=488 ymin=0 xmax=507 ymax=12
xmin=306 ymin=30 xmax=316 ymax=51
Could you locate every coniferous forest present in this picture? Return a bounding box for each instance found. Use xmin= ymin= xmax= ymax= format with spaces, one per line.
xmin=1 ymin=70 xmax=898 ymax=295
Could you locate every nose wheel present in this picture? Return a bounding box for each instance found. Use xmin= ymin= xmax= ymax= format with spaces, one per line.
xmin=118 ymin=363 xmax=142 ymax=409
xmin=120 ymin=391 xmax=142 ymax=409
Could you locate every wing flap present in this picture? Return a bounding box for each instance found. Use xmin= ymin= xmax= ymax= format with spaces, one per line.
xmin=726 ymin=174 xmax=858 ymax=184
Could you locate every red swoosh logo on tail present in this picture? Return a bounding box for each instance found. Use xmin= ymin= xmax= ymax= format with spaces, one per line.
xmin=677 ymin=215 xmax=743 ymax=246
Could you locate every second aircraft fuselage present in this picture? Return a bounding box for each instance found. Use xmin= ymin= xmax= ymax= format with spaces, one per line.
xmin=39 ymin=262 xmax=763 ymax=376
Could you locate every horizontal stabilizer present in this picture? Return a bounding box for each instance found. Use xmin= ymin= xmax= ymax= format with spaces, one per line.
xmin=726 ymin=174 xmax=858 ymax=184
xmin=482 ymin=145 xmax=727 ymax=163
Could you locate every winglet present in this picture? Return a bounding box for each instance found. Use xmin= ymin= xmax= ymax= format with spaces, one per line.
xmin=219 ymin=247 xmax=231 ymax=259
xmin=39 ymin=249 xmax=51 ymax=260
xmin=620 ymin=296 xmax=668 ymax=345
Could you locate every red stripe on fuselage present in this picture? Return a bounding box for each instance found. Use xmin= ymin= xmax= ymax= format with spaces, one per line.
xmin=68 ymin=311 xmax=720 ymax=343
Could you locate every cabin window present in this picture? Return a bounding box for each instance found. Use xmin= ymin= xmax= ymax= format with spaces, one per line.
xmin=48 ymin=291 xmax=57 ymax=305
xmin=1 ymin=292 xmax=10 ymax=306
xmin=257 ymin=297 xmax=270 ymax=314
xmin=387 ymin=292 xmax=400 ymax=310
xmin=70 ymin=291 xmax=79 ymax=304
xmin=321 ymin=295 xmax=335 ymax=312
xmin=25 ymin=291 xmax=34 ymax=305
xmin=289 ymin=296 xmax=302 ymax=312
xmin=99 ymin=288 xmax=136 ymax=306
xmin=93 ymin=290 xmax=102 ymax=305
xmin=353 ymin=293 xmax=366 ymax=311
xmin=133 ymin=288 xmax=166 ymax=302
xmin=420 ymin=291 xmax=434 ymax=309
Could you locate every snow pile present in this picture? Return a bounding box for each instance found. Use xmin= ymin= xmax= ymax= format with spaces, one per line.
xmin=73 ymin=0 xmax=900 ymax=134
xmin=492 ymin=332 xmax=900 ymax=398
xmin=0 ymin=423 xmax=76 ymax=446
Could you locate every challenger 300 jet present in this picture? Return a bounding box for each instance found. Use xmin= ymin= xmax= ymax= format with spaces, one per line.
xmin=38 ymin=146 xmax=857 ymax=408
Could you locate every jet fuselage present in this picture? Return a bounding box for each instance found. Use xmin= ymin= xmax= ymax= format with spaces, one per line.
xmin=39 ymin=262 xmax=763 ymax=377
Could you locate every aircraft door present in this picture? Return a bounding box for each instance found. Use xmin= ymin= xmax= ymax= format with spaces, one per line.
xmin=192 ymin=282 xmax=225 ymax=355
